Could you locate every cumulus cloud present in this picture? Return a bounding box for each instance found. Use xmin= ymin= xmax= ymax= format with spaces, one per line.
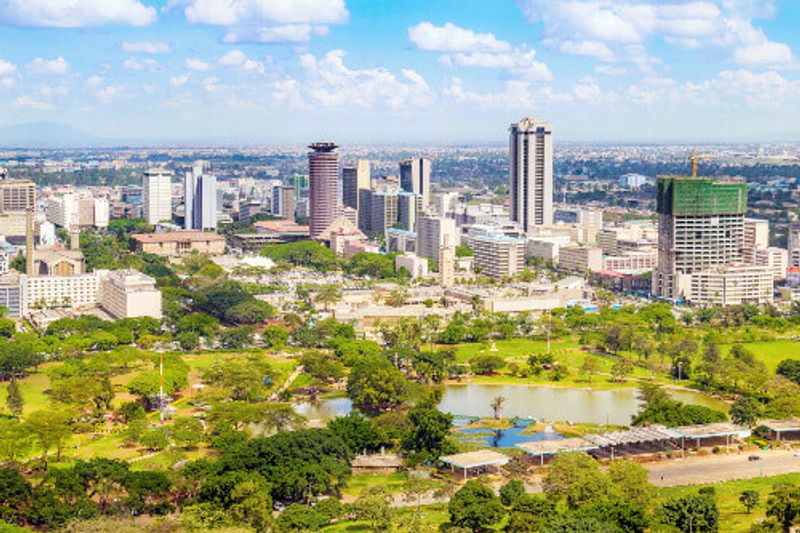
xmin=218 ymin=50 xmax=265 ymax=75
xmin=170 ymin=73 xmax=191 ymax=87
xmin=123 ymin=57 xmax=157 ymax=71
xmin=517 ymin=0 xmax=793 ymax=67
xmin=121 ymin=41 xmax=170 ymax=54
xmin=13 ymin=95 xmax=54 ymax=110
xmin=185 ymin=58 xmax=211 ymax=71
xmin=171 ymin=0 xmax=346 ymax=43
xmin=272 ymin=49 xmax=432 ymax=110
xmin=0 ymin=0 xmax=155 ymax=27
xmin=28 ymin=57 xmax=69 ymax=75
xmin=85 ymin=75 xmax=104 ymax=87
xmin=0 ymin=59 xmax=16 ymax=76
xmin=408 ymin=22 xmax=511 ymax=53
xmin=409 ymin=21 xmax=552 ymax=81
xmin=96 ymin=85 xmax=125 ymax=104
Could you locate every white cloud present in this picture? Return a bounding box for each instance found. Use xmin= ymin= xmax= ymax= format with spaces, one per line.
xmin=734 ymin=41 xmax=793 ymax=65
xmin=595 ymin=65 xmax=627 ymax=76
xmin=223 ymin=23 xmax=327 ymax=43
xmin=549 ymin=39 xmax=615 ymax=61
xmin=0 ymin=59 xmax=16 ymax=76
xmin=409 ymin=22 xmax=552 ymax=82
xmin=0 ymin=0 xmax=155 ymax=28
xmin=85 ymin=75 xmax=104 ymax=87
xmin=170 ymin=73 xmax=191 ymax=87
xmin=517 ymin=0 xmax=793 ymax=68
xmin=443 ymin=77 xmax=572 ymax=109
xmin=96 ymin=85 xmax=125 ymax=104
xmin=172 ymin=0 xmax=346 ymax=43
xmin=219 ymin=50 xmax=246 ymax=66
xmin=28 ymin=57 xmax=69 ymax=75
xmin=408 ymin=22 xmax=511 ymax=53
xmin=13 ymin=95 xmax=54 ymax=110
xmin=122 ymin=41 xmax=170 ymax=54
xmin=218 ymin=50 xmax=265 ymax=75
xmin=39 ymin=84 xmax=68 ymax=96
xmin=273 ymin=49 xmax=432 ymax=110
xmin=123 ymin=57 xmax=156 ymax=70
xmin=185 ymin=58 xmax=211 ymax=71
xmin=0 ymin=77 xmax=14 ymax=89
xmin=203 ymin=76 xmax=221 ymax=92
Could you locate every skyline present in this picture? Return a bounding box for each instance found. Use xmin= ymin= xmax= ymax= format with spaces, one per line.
xmin=0 ymin=0 xmax=799 ymax=143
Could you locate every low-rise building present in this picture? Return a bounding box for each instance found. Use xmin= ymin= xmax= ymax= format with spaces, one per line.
xmin=25 ymin=273 xmax=100 ymax=310
xmin=558 ymin=245 xmax=603 ymax=273
xmin=602 ymin=251 xmax=656 ymax=274
xmin=395 ymin=253 xmax=429 ymax=279
xmin=98 ymin=269 xmax=163 ymax=319
xmin=688 ymin=265 xmax=774 ymax=307
xmin=131 ymin=231 xmax=226 ymax=257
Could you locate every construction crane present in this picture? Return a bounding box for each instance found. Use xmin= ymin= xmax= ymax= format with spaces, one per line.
xmin=688 ymin=150 xmax=717 ymax=178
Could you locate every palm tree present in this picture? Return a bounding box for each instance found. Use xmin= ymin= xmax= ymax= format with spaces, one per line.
xmin=490 ymin=395 xmax=505 ymax=420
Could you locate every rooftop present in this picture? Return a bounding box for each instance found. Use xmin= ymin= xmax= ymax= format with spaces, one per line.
xmin=132 ymin=231 xmax=225 ymax=243
xmin=440 ymin=450 xmax=511 ymax=469
xmin=516 ymin=437 xmax=598 ymax=455
xmin=254 ymin=219 xmax=310 ymax=234
xmin=760 ymin=418 xmax=800 ymax=431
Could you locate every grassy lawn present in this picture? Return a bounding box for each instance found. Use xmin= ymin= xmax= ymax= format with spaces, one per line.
xmin=726 ymin=339 xmax=800 ymax=372
xmin=341 ymin=473 xmax=409 ymax=498
xmin=322 ymin=503 xmax=449 ymax=532
xmin=660 ymin=472 xmax=800 ymax=532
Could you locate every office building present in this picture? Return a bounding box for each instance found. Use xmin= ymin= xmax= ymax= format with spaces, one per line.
xmin=131 ymin=231 xmax=226 ymax=257
xmin=417 ymin=214 xmax=457 ymax=261
xmin=400 ymin=158 xmax=431 ymax=207
xmin=342 ymin=159 xmax=371 ymax=211
xmin=653 ymin=176 xmax=747 ymax=301
xmin=98 ymin=269 xmax=163 ymax=320
xmin=143 ymin=169 xmax=173 ymax=225
xmin=509 ymin=117 xmax=554 ymax=231
xmin=744 ymin=218 xmax=769 ymax=262
xmin=789 ymin=224 xmax=800 ymax=267
xmin=395 ymin=253 xmax=429 ymax=279
xmin=397 ymin=192 xmax=422 ymax=231
xmin=184 ymin=162 xmax=217 ymax=231
xmin=439 ymin=234 xmax=456 ymax=287
xmin=471 ymin=232 xmax=526 ymax=279
xmin=689 ymin=265 xmax=773 ymax=307
xmin=558 ymin=245 xmax=604 ymax=273
xmin=272 ymin=185 xmax=296 ymax=221
xmin=369 ymin=191 xmax=398 ymax=238
xmin=309 ymin=142 xmax=339 ymax=239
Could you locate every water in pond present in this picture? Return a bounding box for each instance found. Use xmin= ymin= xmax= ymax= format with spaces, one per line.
xmin=294 ymin=384 xmax=728 ymax=426
xmin=456 ymin=426 xmax=564 ymax=448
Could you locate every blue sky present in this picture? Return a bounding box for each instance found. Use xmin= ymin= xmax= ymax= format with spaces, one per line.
xmin=0 ymin=0 xmax=798 ymax=143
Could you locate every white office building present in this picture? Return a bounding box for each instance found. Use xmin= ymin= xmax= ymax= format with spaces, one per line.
xmin=143 ymin=169 xmax=173 ymax=225
xmin=509 ymin=117 xmax=554 ymax=232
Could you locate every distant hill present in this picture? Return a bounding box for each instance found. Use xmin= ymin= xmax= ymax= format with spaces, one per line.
xmin=0 ymin=122 xmax=95 ymax=147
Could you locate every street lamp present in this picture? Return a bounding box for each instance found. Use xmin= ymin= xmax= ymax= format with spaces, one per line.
xmin=677 ymin=361 xmax=683 ymax=382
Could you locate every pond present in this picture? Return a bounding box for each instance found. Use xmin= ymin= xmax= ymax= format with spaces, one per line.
xmin=455 ymin=425 xmax=564 ymax=448
xmin=294 ymin=384 xmax=729 ymax=427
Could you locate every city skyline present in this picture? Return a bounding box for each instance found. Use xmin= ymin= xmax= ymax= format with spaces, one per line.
xmin=0 ymin=1 xmax=798 ymax=144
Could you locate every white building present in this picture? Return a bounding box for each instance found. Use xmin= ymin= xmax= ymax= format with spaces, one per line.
xmin=93 ymin=198 xmax=110 ymax=228
xmin=184 ymin=161 xmax=217 ymax=231
xmin=602 ymin=251 xmax=657 ymax=274
xmin=24 ymin=273 xmax=100 ymax=310
xmin=558 ymin=245 xmax=604 ymax=273
xmin=417 ymin=214 xmax=457 ymax=261
xmin=98 ymin=269 xmax=163 ymax=320
xmin=39 ymin=221 xmax=56 ymax=247
xmin=509 ymin=117 xmax=554 ymax=231
xmin=471 ymin=232 xmax=526 ymax=279
xmin=688 ymin=265 xmax=774 ymax=307
xmin=754 ymin=246 xmax=788 ymax=281
xmin=143 ymin=169 xmax=173 ymax=225
xmin=395 ymin=253 xmax=429 ymax=279
xmin=46 ymin=193 xmax=79 ymax=229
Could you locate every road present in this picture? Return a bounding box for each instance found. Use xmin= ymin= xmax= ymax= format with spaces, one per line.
xmin=645 ymin=449 xmax=800 ymax=487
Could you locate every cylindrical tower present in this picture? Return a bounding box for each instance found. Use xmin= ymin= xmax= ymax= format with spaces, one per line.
xmin=308 ymin=142 xmax=339 ymax=239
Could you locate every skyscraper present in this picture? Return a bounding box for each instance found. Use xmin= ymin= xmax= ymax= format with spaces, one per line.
xmin=342 ymin=159 xmax=371 ymax=211
xmin=400 ymin=158 xmax=431 ymax=208
xmin=309 ymin=142 xmax=339 ymax=239
xmin=509 ymin=117 xmax=554 ymax=232
xmin=143 ymin=169 xmax=173 ymax=225
xmin=184 ymin=161 xmax=217 ymax=230
xmin=653 ymin=175 xmax=748 ymax=300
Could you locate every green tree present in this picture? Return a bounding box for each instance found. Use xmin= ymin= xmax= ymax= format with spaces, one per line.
xmin=500 ymin=479 xmax=526 ymax=507
xmin=658 ymin=492 xmax=719 ymax=533
xmin=351 ymin=486 xmax=394 ymax=531
xmin=219 ymin=326 xmax=254 ymax=349
xmin=300 ymin=350 xmax=346 ymax=383
xmin=327 ymin=413 xmax=380 ymax=455
xmin=26 ymin=409 xmax=74 ymax=464
xmin=0 ymin=418 xmax=32 ymax=463
xmin=580 ymin=357 xmax=603 ymax=382
xmin=469 ymin=354 xmax=505 ymax=375
xmin=490 ymin=395 xmax=505 ymax=420
xmin=345 ymin=252 xmax=395 ymax=279
xmin=448 ymin=480 xmax=506 ymax=530
xmin=542 ymin=453 xmax=613 ymax=509
xmin=730 ymin=396 xmax=762 ymax=427
xmin=315 ymin=283 xmax=343 ymax=310
xmin=766 ymin=483 xmax=800 ymax=531
xmin=261 ymin=240 xmax=339 ymax=271
xmin=261 ymin=324 xmax=289 ymax=350
xmin=608 ymin=459 xmax=654 ymax=510
xmin=278 ymin=503 xmax=330 ymax=531
xmin=401 ymin=406 xmax=454 ymax=463
xmin=346 ymin=355 xmax=409 ymax=413
xmin=172 ymin=416 xmax=204 ymax=449
xmin=5 ymin=379 xmax=24 ymax=415
xmin=739 ymin=490 xmax=759 ymax=514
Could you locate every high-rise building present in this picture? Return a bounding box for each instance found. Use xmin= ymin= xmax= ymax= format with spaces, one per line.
xmin=397 ymin=192 xmax=422 ymax=231
xmin=509 ymin=117 xmax=554 ymax=231
xmin=653 ymin=175 xmax=748 ymax=300
xmin=309 ymin=142 xmax=339 ymax=239
xmin=342 ymin=159 xmax=371 ymax=211
xmin=417 ymin=214 xmax=457 ymax=261
xmin=143 ymin=169 xmax=173 ymax=225
xmin=272 ymin=185 xmax=296 ymax=221
xmin=789 ymin=224 xmax=800 ymax=267
xmin=369 ymin=191 xmax=398 ymax=238
xmin=184 ymin=161 xmax=216 ymax=231
xmin=400 ymin=158 xmax=431 ymax=208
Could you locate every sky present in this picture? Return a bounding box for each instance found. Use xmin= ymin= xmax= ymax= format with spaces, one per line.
xmin=0 ymin=0 xmax=799 ymax=144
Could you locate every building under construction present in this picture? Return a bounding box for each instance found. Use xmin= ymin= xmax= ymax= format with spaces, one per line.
xmin=653 ymin=175 xmax=748 ymax=301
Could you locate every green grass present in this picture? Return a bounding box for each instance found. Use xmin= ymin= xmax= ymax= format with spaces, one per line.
xmin=341 ymin=473 xmax=409 ymax=498
xmin=725 ymin=340 xmax=800 ymax=372
xmin=322 ymin=503 xmax=449 ymax=532
xmin=660 ymin=472 xmax=800 ymax=532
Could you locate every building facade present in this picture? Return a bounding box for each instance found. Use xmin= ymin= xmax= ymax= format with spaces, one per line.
xmin=132 ymin=231 xmax=226 ymax=257
xmin=509 ymin=117 xmax=554 ymax=232
xmin=688 ymin=265 xmax=774 ymax=307
xmin=309 ymin=142 xmax=339 ymax=239
xmin=399 ymin=158 xmax=431 ymax=208
xmin=143 ymin=169 xmax=173 ymax=225
xmin=472 ymin=232 xmax=526 ymax=279
xmin=98 ymin=269 xmax=163 ymax=319
xmin=342 ymin=159 xmax=371 ymax=212
xmin=653 ymin=176 xmax=748 ymax=301
xmin=417 ymin=214 xmax=457 ymax=261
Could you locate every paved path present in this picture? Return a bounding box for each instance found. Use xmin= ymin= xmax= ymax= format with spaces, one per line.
xmin=270 ymin=365 xmax=304 ymax=400
xmin=645 ymin=449 xmax=800 ymax=487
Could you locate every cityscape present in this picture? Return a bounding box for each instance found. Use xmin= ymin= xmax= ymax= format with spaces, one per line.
xmin=4 ymin=1 xmax=800 ymax=533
